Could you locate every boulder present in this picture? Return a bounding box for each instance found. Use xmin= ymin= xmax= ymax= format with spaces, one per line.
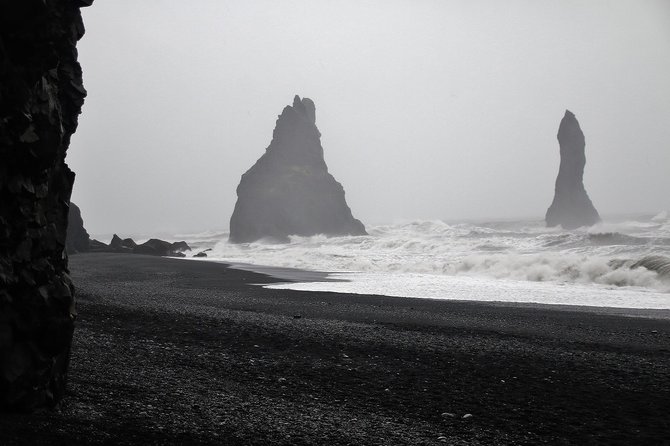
xmin=109 ymin=234 xmax=136 ymax=252
xmin=170 ymin=241 xmax=190 ymax=253
xmin=133 ymin=239 xmax=190 ymax=257
xmin=546 ymin=110 xmax=600 ymax=229
xmin=229 ymin=95 xmax=367 ymax=243
xmin=66 ymin=202 xmax=90 ymax=254
xmin=193 ymin=248 xmax=211 ymax=258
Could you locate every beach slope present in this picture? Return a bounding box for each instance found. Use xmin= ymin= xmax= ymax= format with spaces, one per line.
xmin=1 ymin=253 xmax=668 ymax=445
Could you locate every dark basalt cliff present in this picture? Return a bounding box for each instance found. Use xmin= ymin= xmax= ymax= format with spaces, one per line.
xmin=229 ymin=96 xmax=367 ymax=243
xmin=0 ymin=0 xmax=92 ymax=411
xmin=66 ymin=202 xmax=90 ymax=254
xmin=546 ymin=110 xmax=600 ymax=229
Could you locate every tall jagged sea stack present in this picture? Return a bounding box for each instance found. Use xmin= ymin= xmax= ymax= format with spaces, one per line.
xmin=229 ymin=96 xmax=367 ymax=243
xmin=546 ymin=110 xmax=600 ymax=229
xmin=0 ymin=0 xmax=92 ymax=411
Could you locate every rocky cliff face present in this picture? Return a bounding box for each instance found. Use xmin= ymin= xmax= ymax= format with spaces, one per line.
xmin=66 ymin=202 xmax=90 ymax=254
xmin=229 ymin=96 xmax=367 ymax=243
xmin=546 ymin=110 xmax=600 ymax=229
xmin=0 ymin=0 xmax=92 ymax=411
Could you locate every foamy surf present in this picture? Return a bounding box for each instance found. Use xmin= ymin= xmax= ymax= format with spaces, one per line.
xmin=266 ymin=272 xmax=670 ymax=310
xmin=182 ymin=213 xmax=670 ymax=309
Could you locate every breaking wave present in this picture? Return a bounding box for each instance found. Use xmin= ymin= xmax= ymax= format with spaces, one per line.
xmin=189 ymin=214 xmax=670 ymax=293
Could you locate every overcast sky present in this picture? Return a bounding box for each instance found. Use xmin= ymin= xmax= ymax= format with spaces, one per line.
xmin=68 ymin=0 xmax=670 ymax=236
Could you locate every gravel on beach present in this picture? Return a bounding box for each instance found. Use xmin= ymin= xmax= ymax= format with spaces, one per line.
xmin=1 ymin=253 xmax=669 ymax=445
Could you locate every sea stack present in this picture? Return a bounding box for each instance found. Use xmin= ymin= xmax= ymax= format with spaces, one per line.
xmin=66 ymin=202 xmax=90 ymax=254
xmin=545 ymin=110 xmax=600 ymax=229
xmin=229 ymin=95 xmax=367 ymax=243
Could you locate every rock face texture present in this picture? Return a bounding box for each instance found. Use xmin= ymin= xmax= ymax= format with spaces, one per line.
xmin=0 ymin=0 xmax=92 ymax=411
xmin=229 ymin=96 xmax=367 ymax=243
xmin=66 ymin=203 xmax=90 ymax=254
xmin=546 ymin=110 xmax=600 ymax=229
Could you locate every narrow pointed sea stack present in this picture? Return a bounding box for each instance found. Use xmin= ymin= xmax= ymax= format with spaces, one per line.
xmin=546 ymin=110 xmax=600 ymax=229
xmin=230 ymin=96 xmax=367 ymax=243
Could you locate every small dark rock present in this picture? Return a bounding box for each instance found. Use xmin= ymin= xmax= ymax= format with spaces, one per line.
xmin=109 ymin=234 xmax=135 ymax=253
xmin=133 ymin=239 xmax=190 ymax=257
xmin=171 ymin=241 xmax=190 ymax=253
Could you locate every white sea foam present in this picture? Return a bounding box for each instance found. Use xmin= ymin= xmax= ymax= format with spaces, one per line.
xmin=652 ymin=210 xmax=668 ymax=223
xmin=266 ymin=273 xmax=670 ymax=309
xmin=182 ymin=214 xmax=670 ymax=309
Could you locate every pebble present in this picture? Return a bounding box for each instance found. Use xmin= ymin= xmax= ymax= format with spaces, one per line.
xmin=437 ymin=436 xmax=448 ymax=442
xmin=441 ymin=412 xmax=455 ymax=418
xmin=462 ymin=413 xmax=473 ymax=419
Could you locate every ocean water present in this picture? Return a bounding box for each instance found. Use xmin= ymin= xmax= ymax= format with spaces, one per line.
xmin=177 ymin=212 xmax=670 ymax=309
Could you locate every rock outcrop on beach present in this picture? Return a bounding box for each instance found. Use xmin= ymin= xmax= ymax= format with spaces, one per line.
xmin=109 ymin=234 xmax=137 ymax=252
xmin=0 ymin=0 xmax=92 ymax=411
xmin=90 ymin=235 xmax=190 ymax=257
xmin=546 ymin=110 xmax=600 ymax=229
xmin=229 ymin=95 xmax=367 ymax=243
xmin=66 ymin=202 xmax=90 ymax=254
xmin=134 ymin=239 xmax=190 ymax=257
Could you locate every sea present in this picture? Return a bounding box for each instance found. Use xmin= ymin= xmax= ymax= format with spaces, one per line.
xmin=172 ymin=212 xmax=670 ymax=310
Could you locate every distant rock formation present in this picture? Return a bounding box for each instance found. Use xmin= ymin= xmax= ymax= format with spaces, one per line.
xmin=109 ymin=234 xmax=137 ymax=252
xmin=134 ymin=239 xmax=190 ymax=257
xmin=0 ymin=0 xmax=92 ymax=411
xmin=66 ymin=202 xmax=90 ymax=254
xmin=66 ymin=213 xmax=192 ymax=258
xmin=229 ymin=95 xmax=367 ymax=243
xmin=90 ymin=235 xmax=190 ymax=258
xmin=546 ymin=110 xmax=600 ymax=229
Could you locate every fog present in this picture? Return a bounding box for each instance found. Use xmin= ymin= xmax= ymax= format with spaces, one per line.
xmin=67 ymin=0 xmax=670 ymax=237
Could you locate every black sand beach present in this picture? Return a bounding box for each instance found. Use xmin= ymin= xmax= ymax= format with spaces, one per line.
xmin=1 ymin=253 xmax=669 ymax=445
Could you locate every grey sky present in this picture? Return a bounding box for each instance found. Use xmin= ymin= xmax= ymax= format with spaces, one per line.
xmin=68 ymin=0 xmax=670 ymax=236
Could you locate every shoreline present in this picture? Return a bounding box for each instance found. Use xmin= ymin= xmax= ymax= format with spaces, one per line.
xmin=187 ymin=258 xmax=346 ymax=283
xmin=2 ymin=253 xmax=669 ymax=445
xmin=193 ymin=256 xmax=670 ymax=320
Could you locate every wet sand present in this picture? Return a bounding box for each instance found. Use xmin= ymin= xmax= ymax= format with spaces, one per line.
xmin=1 ymin=253 xmax=669 ymax=445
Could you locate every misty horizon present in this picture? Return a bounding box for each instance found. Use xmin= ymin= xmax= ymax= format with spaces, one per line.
xmin=67 ymin=1 xmax=670 ymax=235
